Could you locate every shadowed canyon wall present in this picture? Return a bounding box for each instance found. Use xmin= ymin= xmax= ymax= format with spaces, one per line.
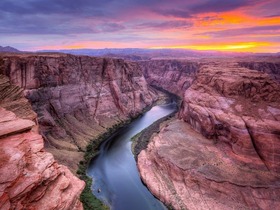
xmin=138 ymin=58 xmax=280 ymax=209
xmin=0 ymin=74 xmax=84 ymax=210
xmin=0 ymin=53 xmax=158 ymax=172
xmin=140 ymin=60 xmax=199 ymax=97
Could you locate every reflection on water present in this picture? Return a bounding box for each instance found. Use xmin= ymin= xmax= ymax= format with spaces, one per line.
xmin=87 ymin=102 xmax=177 ymax=210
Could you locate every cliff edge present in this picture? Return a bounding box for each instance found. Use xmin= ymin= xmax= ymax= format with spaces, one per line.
xmin=138 ymin=58 xmax=280 ymax=209
xmin=0 ymin=74 xmax=84 ymax=210
xmin=0 ymin=53 xmax=158 ymax=172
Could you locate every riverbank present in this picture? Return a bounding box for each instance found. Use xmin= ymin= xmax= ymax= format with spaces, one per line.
xmin=77 ymin=118 xmax=132 ymax=210
xmin=131 ymin=86 xmax=180 ymax=159
xmin=87 ymin=97 xmax=178 ymax=210
xmin=77 ymin=89 xmax=173 ymax=210
xmin=131 ymin=113 xmax=176 ymax=159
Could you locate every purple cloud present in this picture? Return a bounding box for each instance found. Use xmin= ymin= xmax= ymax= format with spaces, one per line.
xmin=0 ymin=0 xmax=279 ymax=50
xmin=153 ymin=8 xmax=192 ymax=18
xmin=198 ymin=25 xmax=280 ymax=37
xmin=136 ymin=20 xmax=193 ymax=30
xmin=190 ymin=0 xmax=261 ymax=14
xmin=98 ymin=23 xmax=126 ymax=33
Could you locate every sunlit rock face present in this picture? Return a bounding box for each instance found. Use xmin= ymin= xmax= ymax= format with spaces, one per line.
xmin=138 ymin=58 xmax=280 ymax=209
xmin=0 ymin=53 xmax=158 ymax=172
xmin=179 ymin=60 xmax=280 ymax=172
xmin=0 ymin=75 xmax=84 ymax=210
xmin=138 ymin=119 xmax=280 ymax=210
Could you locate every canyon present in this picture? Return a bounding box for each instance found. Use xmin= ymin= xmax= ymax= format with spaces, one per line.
xmin=0 ymin=52 xmax=159 ymax=209
xmin=0 ymin=53 xmax=158 ymax=173
xmin=140 ymin=59 xmax=199 ymax=97
xmin=1 ymin=52 xmax=280 ymax=210
xmin=138 ymin=57 xmax=280 ymax=209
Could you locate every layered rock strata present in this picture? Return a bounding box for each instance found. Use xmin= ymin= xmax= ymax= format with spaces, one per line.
xmin=0 ymin=75 xmax=84 ymax=210
xmin=138 ymin=119 xmax=280 ymax=209
xmin=179 ymin=61 xmax=280 ymax=172
xmin=138 ymin=58 xmax=280 ymax=209
xmin=140 ymin=60 xmax=199 ymax=97
xmin=0 ymin=53 xmax=157 ymax=172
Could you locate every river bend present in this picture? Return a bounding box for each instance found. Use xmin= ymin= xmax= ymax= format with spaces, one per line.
xmin=87 ymin=101 xmax=177 ymax=210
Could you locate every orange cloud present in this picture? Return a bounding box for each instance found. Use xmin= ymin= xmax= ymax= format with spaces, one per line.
xmin=259 ymin=16 xmax=280 ymax=26
xmin=151 ymin=41 xmax=275 ymax=53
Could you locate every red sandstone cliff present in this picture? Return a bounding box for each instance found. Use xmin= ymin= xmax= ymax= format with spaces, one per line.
xmin=0 ymin=74 xmax=84 ymax=210
xmin=140 ymin=60 xmax=199 ymax=97
xmin=138 ymin=58 xmax=280 ymax=209
xmin=0 ymin=53 xmax=158 ymax=172
xmin=179 ymin=61 xmax=280 ymax=172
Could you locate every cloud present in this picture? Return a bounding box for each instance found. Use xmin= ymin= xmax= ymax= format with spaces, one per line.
xmin=0 ymin=0 xmax=112 ymax=17
xmin=0 ymin=11 xmax=126 ymax=35
xmin=0 ymin=0 xmax=272 ymax=33
xmin=265 ymin=14 xmax=280 ymax=18
xmin=97 ymin=23 xmax=126 ymax=33
xmin=151 ymin=0 xmax=268 ymax=17
xmin=0 ymin=13 xmax=94 ymax=34
xmin=153 ymin=8 xmax=192 ymax=18
xmin=136 ymin=20 xmax=193 ymax=30
xmin=198 ymin=25 xmax=280 ymax=37
xmin=0 ymin=0 xmax=279 ymax=52
xmin=190 ymin=0 xmax=258 ymax=14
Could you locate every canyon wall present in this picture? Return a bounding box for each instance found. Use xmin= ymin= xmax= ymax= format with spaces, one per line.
xmin=0 ymin=53 xmax=158 ymax=172
xmin=0 ymin=74 xmax=84 ymax=210
xmin=138 ymin=58 xmax=280 ymax=209
xmin=179 ymin=60 xmax=280 ymax=172
xmin=140 ymin=60 xmax=199 ymax=97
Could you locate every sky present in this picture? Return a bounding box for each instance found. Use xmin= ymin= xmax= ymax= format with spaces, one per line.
xmin=0 ymin=0 xmax=279 ymax=52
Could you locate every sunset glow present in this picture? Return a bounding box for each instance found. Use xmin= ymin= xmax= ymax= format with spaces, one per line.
xmin=152 ymin=42 xmax=272 ymax=52
xmin=0 ymin=0 xmax=279 ymax=53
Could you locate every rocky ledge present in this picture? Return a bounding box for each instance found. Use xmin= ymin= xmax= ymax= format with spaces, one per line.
xmin=0 ymin=75 xmax=84 ymax=210
xmin=138 ymin=58 xmax=280 ymax=209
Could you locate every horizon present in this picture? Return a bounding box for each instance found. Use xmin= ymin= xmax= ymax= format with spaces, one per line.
xmin=34 ymin=47 xmax=280 ymax=55
xmin=3 ymin=45 xmax=280 ymax=55
xmin=0 ymin=0 xmax=279 ymax=53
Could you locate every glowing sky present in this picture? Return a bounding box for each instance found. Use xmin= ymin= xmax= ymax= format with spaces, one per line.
xmin=0 ymin=0 xmax=279 ymax=52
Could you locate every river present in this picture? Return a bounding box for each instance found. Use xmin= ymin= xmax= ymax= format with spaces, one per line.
xmin=87 ymin=100 xmax=177 ymax=210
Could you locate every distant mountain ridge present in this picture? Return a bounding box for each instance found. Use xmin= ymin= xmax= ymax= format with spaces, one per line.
xmin=38 ymin=48 xmax=280 ymax=61
xmin=0 ymin=46 xmax=20 ymax=52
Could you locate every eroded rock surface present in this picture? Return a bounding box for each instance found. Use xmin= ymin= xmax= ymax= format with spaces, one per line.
xmin=179 ymin=61 xmax=280 ymax=172
xmin=138 ymin=58 xmax=280 ymax=209
xmin=140 ymin=60 xmax=199 ymax=97
xmin=0 ymin=75 xmax=84 ymax=210
xmin=138 ymin=119 xmax=280 ymax=210
xmin=0 ymin=53 xmax=158 ymax=172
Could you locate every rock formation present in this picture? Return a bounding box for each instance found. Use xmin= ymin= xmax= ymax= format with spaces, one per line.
xmin=138 ymin=58 xmax=280 ymax=209
xmin=179 ymin=60 xmax=280 ymax=172
xmin=0 ymin=53 xmax=158 ymax=172
xmin=140 ymin=60 xmax=199 ymax=97
xmin=138 ymin=119 xmax=280 ymax=209
xmin=0 ymin=74 xmax=84 ymax=210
